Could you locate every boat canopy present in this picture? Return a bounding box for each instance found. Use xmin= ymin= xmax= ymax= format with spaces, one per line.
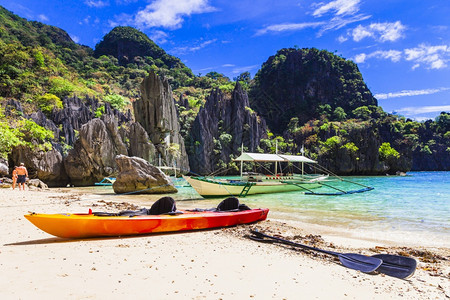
xmin=278 ymin=154 xmax=317 ymax=164
xmin=234 ymin=152 xmax=317 ymax=163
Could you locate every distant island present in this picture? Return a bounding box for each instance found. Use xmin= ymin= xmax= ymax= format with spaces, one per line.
xmin=0 ymin=6 xmax=448 ymax=186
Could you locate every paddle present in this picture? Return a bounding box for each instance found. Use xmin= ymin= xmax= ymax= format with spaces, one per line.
xmin=248 ymin=230 xmax=416 ymax=278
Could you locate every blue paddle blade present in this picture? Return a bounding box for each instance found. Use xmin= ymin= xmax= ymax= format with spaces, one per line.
xmin=372 ymin=254 xmax=417 ymax=279
xmin=338 ymin=253 xmax=383 ymax=273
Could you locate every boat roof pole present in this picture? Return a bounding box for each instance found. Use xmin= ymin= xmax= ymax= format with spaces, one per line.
xmin=301 ymin=144 xmax=304 ymax=176
xmin=240 ymin=143 xmax=243 ymax=178
xmin=275 ymin=140 xmax=278 ymax=175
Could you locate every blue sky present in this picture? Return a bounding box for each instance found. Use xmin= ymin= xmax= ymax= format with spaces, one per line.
xmin=1 ymin=0 xmax=449 ymax=121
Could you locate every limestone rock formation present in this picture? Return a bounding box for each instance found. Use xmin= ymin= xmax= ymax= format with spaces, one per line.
xmin=112 ymin=154 xmax=177 ymax=194
xmin=10 ymin=145 xmax=69 ymax=187
xmin=64 ymin=117 xmax=128 ymax=186
xmin=0 ymin=158 xmax=8 ymax=176
xmin=127 ymin=122 xmax=157 ymax=163
xmin=133 ymin=72 xmax=189 ymax=172
xmin=188 ymin=82 xmax=267 ymax=174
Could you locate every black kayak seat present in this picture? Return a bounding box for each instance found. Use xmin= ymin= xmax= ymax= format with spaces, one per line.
xmin=149 ymin=196 xmax=177 ymax=215
xmin=216 ymin=197 xmax=251 ymax=212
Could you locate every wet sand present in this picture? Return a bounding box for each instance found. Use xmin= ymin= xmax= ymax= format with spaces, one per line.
xmin=0 ymin=187 xmax=448 ymax=299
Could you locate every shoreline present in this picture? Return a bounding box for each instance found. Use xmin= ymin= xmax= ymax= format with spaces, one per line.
xmin=1 ymin=187 xmax=449 ymax=299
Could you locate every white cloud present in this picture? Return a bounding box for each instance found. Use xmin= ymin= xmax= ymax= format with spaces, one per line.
xmin=350 ymin=21 xmax=405 ymax=42
xmin=317 ymin=13 xmax=370 ymax=36
xmin=84 ymin=0 xmax=110 ymax=8
xmin=312 ymin=0 xmax=361 ymax=17
xmin=255 ymin=22 xmax=324 ymax=36
xmin=134 ymin=0 xmax=215 ymax=29
xmin=374 ymin=87 xmax=450 ymax=100
xmin=149 ymin=30 xmax=169 ymax=44
xmin=404 ymin=44 xmax=450 ymax=69
xmin=396 ymin=105 xmax=450 ymax=115
xmin=232 ymin=64 xmax=260 ymax=74
xmin=354 ymin=44 xmax=450 ymax=69
xmin=171 ymin=39 xmax=217 ymax=55
xmin=354 ymin=50 xmax=402 ymax=63
xmin=70 ymin=35 xmax=80 ymax=43
xmin=222 ymin=64 xmax=235 ymax=67
xmin=38 ymin=14 xmax=48 ymax=22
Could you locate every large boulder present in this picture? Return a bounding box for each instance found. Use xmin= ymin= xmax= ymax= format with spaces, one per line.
xmin=64 ymin=117 xmax=128 ymax=186
xmin=113 ymin=155 xmax=177 ymax=194
xmin=133 ymin=71 xmax=189 ymax=172
xmin=9 ymin=145 xmax=69 ymax=186
xmin=0 ymin=158 xmax=8 ymax=176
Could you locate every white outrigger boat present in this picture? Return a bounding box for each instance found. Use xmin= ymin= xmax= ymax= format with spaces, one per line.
xmin=184 ymin=152 xmax=374 ymax=197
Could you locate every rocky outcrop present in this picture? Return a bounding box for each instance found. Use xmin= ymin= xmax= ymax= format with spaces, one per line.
xmin=9 ymin=145 xmax=69 ymax=186
xmin=112 ymin=155 xmax=177 ymax=194
xmin=0 ymin=158 xmax=8 ymax=176
xmin=127 ymin=122 xmax=157 ymax=163
xmin=64 ymin=117 xmax=128 ymax=185
xmin=133 ymin=72 xmax=189 ymax=172
xmin=250 ymin=48 xmax=377 ymax=134
xmin=53 ymin=96 xmax=131 ymax=146
xmin=187 ymin=82 xmax=267 ymax=174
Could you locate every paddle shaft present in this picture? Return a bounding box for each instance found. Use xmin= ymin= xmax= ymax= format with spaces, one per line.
xmin=251 ymin=230 xmax=340 ymax=256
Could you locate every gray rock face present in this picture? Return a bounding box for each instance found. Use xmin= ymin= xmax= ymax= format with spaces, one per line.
xmin=188 ymin=82 xmax=267 ymax=174
xmin=112 ymin=154 xmax=177 ymax=194
xmin=133 ymin=72 xmax=189 ymax=172
xmin=127 ymin=122 xmax=157 ymax=163
xmin=10 ymin=145 xmax=69 ymax=187
xmin=0 ymin=158 xmax=8 ymax=176
xmin=64 ymin=117 xmax=128 ymax=185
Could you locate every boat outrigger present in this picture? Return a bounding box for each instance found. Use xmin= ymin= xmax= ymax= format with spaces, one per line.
xmin=184 ymin=152 xmax=373 ymax=197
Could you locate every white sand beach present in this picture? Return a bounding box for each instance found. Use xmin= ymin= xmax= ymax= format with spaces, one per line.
xmin=0 ymin=187 xmax=448 ymax=299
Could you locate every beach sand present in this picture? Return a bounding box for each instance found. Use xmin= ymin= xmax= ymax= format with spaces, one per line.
xmin=0 ymin=187 xmax=448 ymax=299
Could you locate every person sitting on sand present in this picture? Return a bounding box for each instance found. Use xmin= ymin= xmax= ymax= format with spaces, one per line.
xmin=12 ymin=166 xmax=18 ymax=190
xmin=16 ymin=163 xmax=28 ymax=191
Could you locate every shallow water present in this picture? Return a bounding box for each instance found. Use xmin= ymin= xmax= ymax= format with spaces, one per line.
xmin=83 ymin=172 xmax=450 ymax=247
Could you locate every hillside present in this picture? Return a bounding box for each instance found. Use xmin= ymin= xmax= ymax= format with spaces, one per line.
xmin=249 ymin=47 xmax=377 ymax=134
xmin=0 ymin=6 xmax=448 ymax=181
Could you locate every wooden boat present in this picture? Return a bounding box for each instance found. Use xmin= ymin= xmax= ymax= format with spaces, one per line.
xmin=184 ymin=152 xmax=328 ymax=197
xmin=24 ymin=208 xmax=269 ymax=238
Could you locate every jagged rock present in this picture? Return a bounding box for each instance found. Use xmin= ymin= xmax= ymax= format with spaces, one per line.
xmin=9 ymin=145 xmax=69 ymax=187
xmin=112 ymin=155 xmax=177 ymax=194
xmin=133 ymin=71 xmax=189 ymax=172
xmin=0 ymin=158 xmax=8 ymax=176
xmin=127 ymin=122 xmax=157 ymax=163
xmin=28 ymin=179 xmax=48 ymax=189
xmin=64 ymin=117 xmax=128 ymax=186
xmin=53 ymin=96 xmax=132 ymax=146
xmin=188 ymin=83 xmax=267 ymax=174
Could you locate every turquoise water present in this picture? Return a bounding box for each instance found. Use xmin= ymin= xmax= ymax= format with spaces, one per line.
xmin=89 ymin=172 xmax=450 ymax=247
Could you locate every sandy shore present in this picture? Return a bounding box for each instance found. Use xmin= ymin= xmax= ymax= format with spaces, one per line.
xmin=0 ymin=187 xmax=448 ymax=299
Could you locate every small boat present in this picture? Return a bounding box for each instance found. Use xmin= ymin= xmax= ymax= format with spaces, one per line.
xmin=94 ymin=177 xmax=116 ymax=186
xmin=184 ymin=152 xmax=373 ymax=197
xmin=24 ymin=197 xmax=268 ymax=238
xmin=184 ymin=152 xmax=328 ymax=197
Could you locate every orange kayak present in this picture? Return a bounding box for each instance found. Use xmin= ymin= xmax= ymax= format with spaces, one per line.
xmin=24 ymin=208 xmax=269 ymax=238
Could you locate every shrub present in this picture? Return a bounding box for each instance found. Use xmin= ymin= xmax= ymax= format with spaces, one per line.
xmin=379 ymin=142 xmax=400 ymax=161
xmin=36 ymin=93 xmax=63 ymax=116
xmin=103 ymin=94 xmax=130 ymax=110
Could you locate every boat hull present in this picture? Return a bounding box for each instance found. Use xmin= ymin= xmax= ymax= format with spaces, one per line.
xmin=184 ymin=176 xmax=323 ymax=197
xmin=24 ymin=209 xmax=269 ymax=238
